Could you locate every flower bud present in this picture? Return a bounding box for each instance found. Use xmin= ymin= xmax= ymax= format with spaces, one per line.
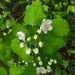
xmin=26 ymin=48 xmax=31 ymax=55
xmin=20 ymin=42 xmax=24 ymax=48
xmin=39 ymin=61 xmax=43 ymax=65
xmin=33 ymin=35 xmax=38 ymax=40
xmin=37 ymin=29 xmax=42 ymax=34
xmin=39 ymin=41 xmax=43 ymax=47
xmin=53 ymin=60 xmax=57 ymax=64
xmin=27 ymin=37 xmax=31 ymax=41
xmin=48 ymin=61 xmax=52 ymax=65
xmin=33 ymin=48 xmax=39 ymax=54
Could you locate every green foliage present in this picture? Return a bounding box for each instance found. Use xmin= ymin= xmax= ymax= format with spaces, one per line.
xmin=52 ymin=18 xmax=70 ymax=36
xmin=0 ymin=66 xmax=7 ymax=75
xmin=24 ymin=0 xmax=46 ymax=26
xmin=0 ymin=19 xmax=5 ymax=30
xmin=52 ymin=52 xmax=62 ymax=65
xmin=54 ymin=68 xmax=61 ymax=75
xmin=0 ymin=3 xmax=4 ymax=8
xmin=4 ymin=0 xmax=11 ymax=3
xmin=9 ymin=66 xmax=21 ymax=75
xmin=62 ymin=60 xmax=69 ymax=68
xmin=67 ymin=49 xmax=75 ymax=55
xmin=5 ymin=19 xmax=14 ymax=28
xmin=3 ymin=11 xmax=10 ymax=17
xmin=0 ymin=42 xmax=11 ymax=61
xmin=4 ymin=32 xmax=15 ymax=45
xmin=67 ymin=6 xmax=75 ymax=14
xmin=43 ymin=5 xmax=49 ymax=13
xmin=11 ymin=38 xmax=30 ymax=61
xmin=43 ymin=33 xmax=66 ymax=55
xmin=0 ymin=0 xmax=73 ymax=75
xmin=22 ymin=64 xmax=36 ymax=75
xmin=6 ymin=58 xmax=14 ymax=67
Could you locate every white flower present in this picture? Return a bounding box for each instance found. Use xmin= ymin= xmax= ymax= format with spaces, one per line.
xmin=3 ymin=32 xmax=7 ymax=36
xmin=20 ymin=42 xmax=24 ymax=48
xmin=37 ymin=29 xmax=42 ymax=34
xmin=39 ymin=61 xmax=43 ymax=65
xmin=17 ymin=31 xmax=25 ymax=42
xmin=9 ymin=29 xmax=12 ymax=32
xmin=26 ymin=48 xmax=31 ymax=55
xmin=22 ymin=60 xmax=25 ymax=63
xmin=36 ymin=67 xmax=47 ymax=74
xmin=53 ymin=60 xmax=57 ymax=64
xmin=6 ymin=25 xmax=9 ymax=28
xmin=27 ymin=37 xmax=31 ymax=41
xmin=33 ymin=34 xmax=38 ymax=40
xmin=40 ymin=19 xmax=53 ymax=34
xmin=48 ymin=61 xmax=52 ymax=65
xmin=25 ymin=62 xmax=28 ymax=65
xmin=47 ymin=65 xmax=51 ymax=69
xmin=18 ymin=62 xmax=21 ymax=64
xmin=33 ymin=63 xmax=36 ymax=66
xmin=50 ymin=59 xmax=53 ymax=63
xmin=33 ymin=48 xmax=39 ymax=54
xmin=47 ymin=65 xmax=51 ymax=72
xmin=39 ymin=41 xmax=43 ymax=47
xmin=37 ymin=56 xmax=41 ymax=61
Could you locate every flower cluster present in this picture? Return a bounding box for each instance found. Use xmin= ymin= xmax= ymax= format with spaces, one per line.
xmin=16 ymin=19 xmax=57 ymax=75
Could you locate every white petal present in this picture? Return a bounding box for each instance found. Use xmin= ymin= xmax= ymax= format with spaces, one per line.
xmin=48 ymin=25 xmax=53 ymax=31
xmin=36 ymin=67 xmax=40 ymax=74
xmin=42 ymin=19 xmax=46 ymax=22
xmin=46 ymin=20 xmax=52 ymax=24
xmin=40 ymin=67 xmax=47 ymax=74
xmin=42 ymin=19 xmax=52 ymax=25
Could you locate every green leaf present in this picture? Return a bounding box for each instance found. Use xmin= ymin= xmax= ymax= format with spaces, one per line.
xmin=4 ymin=32 xmax=15 ymax=45
xmin=12 ymin=23 xmax=30 ymax=37
xmin=0 ymin=42 xmax=11 ymax=61
xmin=6 ymin=19 xmax=14 ymax=28
xmin=24 ymin=0 xmax=46 ymax=26
xmin=43 ymin=5 xmax=49 ymax=13
xmin=5 ymin=0 xmax=11 ymax=3
xmin=52 ymin=52 xmax=62 ymax=65
xmin=11 ymin=38 xmax=30 ymax=61
xmin=22 ymin=64 xmax=36 ymax=75
xmin=0 ymin=66 xmax=7 ymax=75
xmin=62 ymin=60 xmax=69 ymax=68
xmin=3 ymin=11 xmax=10 ymax=17
xmin=67 ymin=6 xmax=75 ymax=14
xmin=43 ymin=0 xmax=50 ymax=3
xmin=32 ymin=0 xmax=42 ymax=6
xmin=54 ymin=68 xmax=61 ymax=75
xmin=6 ymin=59 xmax=14 ymax=67
xmin=0 ymin=19 xmax=5 ymax=30
xmin=52 ymin=18 xmax=70 ymax=36
xmin=9 ymin=66 xmax=21 ymax=75
xmin=0 ymin=38 xmax=2 ymax=43
xmin=42 ymin=33 xmax=66 ymax=55
xmin=0 ymin=3 xmax=4 ymax=8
